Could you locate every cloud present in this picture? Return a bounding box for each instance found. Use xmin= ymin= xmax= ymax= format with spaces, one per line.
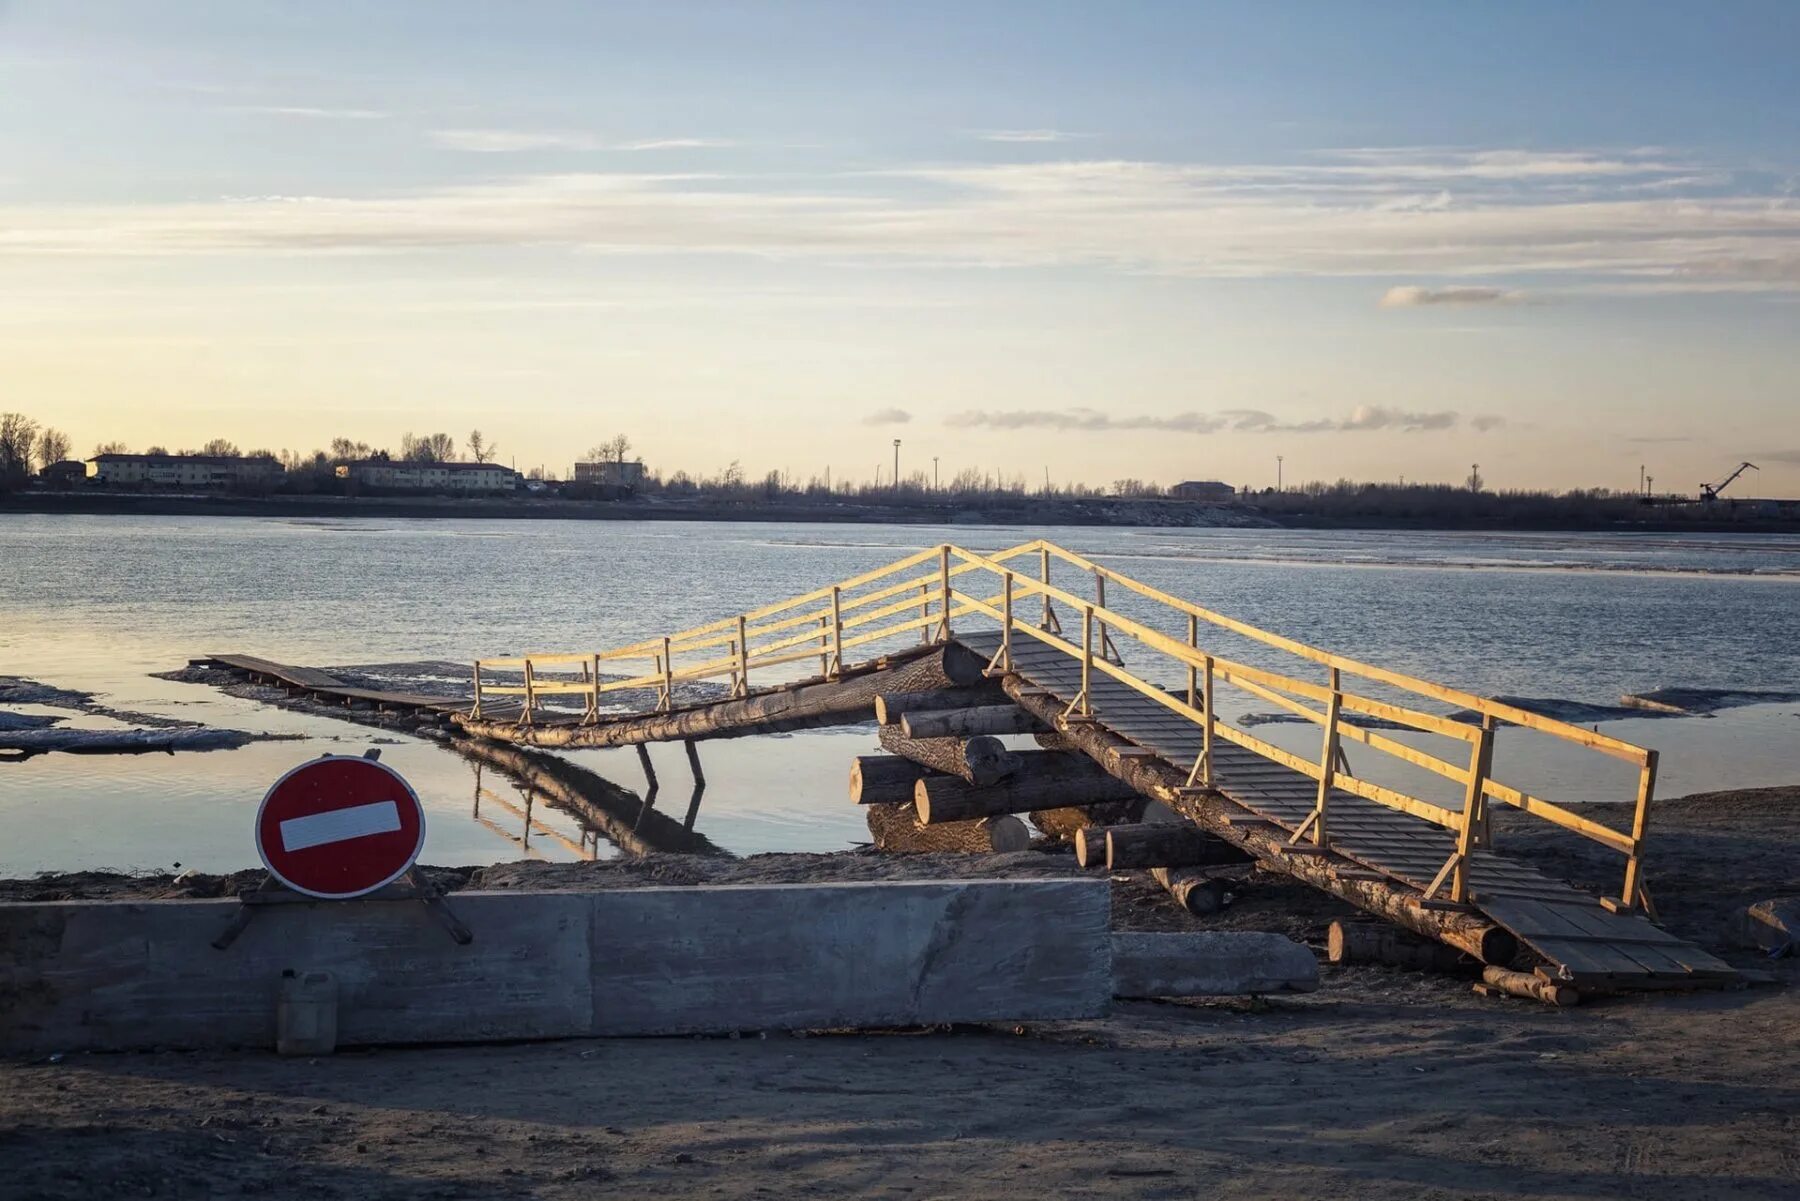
xmin=863 ymin=407 xmax=912 ymax=426
xmin=945 ymin=406 xmax=1468 ymax=435
xmin=231 ymin=106 xmax=386 ymax=120
xmin=1470 ymin=415 xmax=1507 ymax=432
xmin=3 ymin=145 xmax=1795 ymax=298
xmin=1758 ymin=449 xmax=1800 ymax=465
xmin=431 ymin=130 xmax=735 ymax=153
xmin=1380 ymin=285 xmax=1524 ymax=307
xmin=969 ymin=129 xmax=1088 ymax=143
xmin=1627 ymin=435 xmax=1688 ymax=444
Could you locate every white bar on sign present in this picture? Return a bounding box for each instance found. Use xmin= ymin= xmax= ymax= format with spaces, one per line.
xmin=280 ymin=801 xmax=403 ymax=853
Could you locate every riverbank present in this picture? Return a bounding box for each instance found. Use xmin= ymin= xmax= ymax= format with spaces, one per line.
xmin=2 ymin=786 xmax=1794 ymax=1199
xmin=8 ymin=489 xmax=1799 ymax=532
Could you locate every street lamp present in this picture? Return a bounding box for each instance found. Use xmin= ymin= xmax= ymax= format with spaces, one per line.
xmin=892 ymin=439 xmax=901 ymax=490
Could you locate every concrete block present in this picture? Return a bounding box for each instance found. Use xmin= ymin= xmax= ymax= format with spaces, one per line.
xmin=1111 ymin=931 xmax=1319 ymax=997
xmin=590 ymin=880 xmax=1111 ymax=1035
xmin=0 ymin=879 xmax=1111 ymax=1054
xmin=0 ymin=892 xmax=594 ymax=1055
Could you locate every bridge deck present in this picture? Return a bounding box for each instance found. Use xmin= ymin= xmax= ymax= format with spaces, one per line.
xmin=200 ymin=655 xmax=469 ymax=716
xmin=955 ymin=631 xmax=1736 ymax=991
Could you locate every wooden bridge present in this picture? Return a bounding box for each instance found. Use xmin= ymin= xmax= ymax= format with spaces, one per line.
xmin=455 ymin=539 xmax=1735 ymax=995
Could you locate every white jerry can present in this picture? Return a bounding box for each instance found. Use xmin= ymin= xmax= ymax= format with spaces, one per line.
xmin=276 ymin=968 xmax=340 ymax=1055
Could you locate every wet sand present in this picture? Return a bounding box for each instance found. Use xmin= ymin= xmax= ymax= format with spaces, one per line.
xmin=3 ymin=787 xmax=1796 ymax=1199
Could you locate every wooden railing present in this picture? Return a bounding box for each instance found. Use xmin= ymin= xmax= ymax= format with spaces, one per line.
xmin=472 ymin=539 xmax=1659 ymax=914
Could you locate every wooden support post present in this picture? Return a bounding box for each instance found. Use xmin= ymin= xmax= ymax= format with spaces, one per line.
xmin=938 ymin=545 xmax=952 ymax=641
xmin=1450 ymin=716 xmax=1497 ymax=903
xmin=521 ymin=660 xmax=536 ymax=727
xmin=1186 ymin=615 xmax=1198 ymax=709
xmin=1307 ymin=669 xmax=1342 ymax=847
xmin=660 ymin=637 xmax=673 ymax=711
xmin=918 ymin=583 xmax=931 ymax=646
xmin=830 ymin=585 xmax=844 ymax=679
xmin=471 ymin=662 xmax=483 ymax=719
xmin=583 ymin=657 xmax=599 ymax=723
xmin=1094 ymin=573 xmax=1119 ymax=662
xmin=1076 ymin=604 xmax=1095 ymax=718
xmin=636 ymin=743 xmax=658 ymax=795
xmin=999 ymin=571 xmax=1014 ymax=671
xmin=1621 ymin=750 xmax=1657 ymax=912
xmin=735 ymin=615 xmax=749 ymax=697
xmin=1039 ymin=545 xmax=1059 ymax=633
xmin=1201 ymin=654 xmax=1215 ymax=786
xmin=817 ymin=615 xmax=830 ymax=678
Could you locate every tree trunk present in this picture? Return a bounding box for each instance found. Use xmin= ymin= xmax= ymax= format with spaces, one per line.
xmin=1326 ymin=921 xmax=1473 ymax=972
xmin=874 ymin=684 xmax=1007 ymax=727
xmin=1029 ymin=800 xmax=1146 ymax=844
xmin=1000 ymin=677 xmax=1519 ymax=966
xmin=877 ymin=726 xmax=1021 ymax=785
xmin=1150 ymin=866 xmax=1231 ymax=916
xmin=850 ymin=755 xmax=943 ymax=805
xmin=901 ymin=706 xmax=1045 ymax=739
xmin=863 ymin=801 xmax=1031 ymax=853
xmin=1476 ymin=965 xmax=1579 ymax=1007
xmin=459 ymin=643 xmax=985 ymax=749
xmin=915 ymin=753 xmax=1141 ymax=824
xmin=1106 ymin=824 xmax=1252 ymax=871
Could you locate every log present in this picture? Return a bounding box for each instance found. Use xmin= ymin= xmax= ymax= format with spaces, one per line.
xmin=1000 ymin=678 xmax=1519 ymax=965
xmin=901 ymin=705 xmax=1045 ymax=739
xmin=1150 ymin=866 xmax=1231 ymax=916
xmin=1033 ymin=730 xmax=1078 ymax=751
xmin=1477 ymin=966 xmax=1579 ymax=1007
xmin=1074 ymin=824 xmax=1120 ymax=869
xmin=1106 ymin=825 xmax=1253 ymax=871
xmin=873 ymin=685 xmax=1006 ymax=727
xmin=1030 ymin=800 xmax=1145 ymax=845
xmin=1326 ymin=921 xmax=1472 ymax=972
xmin=877 ymin=726 xmax=1021 ymax=785
xmin=850 ymin=755 xmax=941 ymax=805
xmin=458 ymin=643 xmax=986 ymax=749
xmin=1111 ymin=932 xmax=1319 ymax=997
xmin=864 ymin=801 xmax=1031 ymax=853
xmin=915 ymin=753 xmax=1143 ymax=824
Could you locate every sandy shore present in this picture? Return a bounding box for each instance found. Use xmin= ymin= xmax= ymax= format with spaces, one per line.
xmin=3 ymin=787 xmax=1796 ymax=1199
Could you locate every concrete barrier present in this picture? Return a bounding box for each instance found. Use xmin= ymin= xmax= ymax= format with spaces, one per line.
xmin=0 ymin=880 xmax=1110 ymax=1055
xmin=1111 ymin=931 xmax=1319 ymax=997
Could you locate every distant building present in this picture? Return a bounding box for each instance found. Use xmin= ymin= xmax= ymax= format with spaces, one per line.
xmin=572 ymin=459 xmax=647 ymax=489
xmin=1170 ymin=480 xmax=1237 ymax=503
xmin=335 ymin=459 xmax=520 ymax=494
xmin=40 ymin=460 xmax=89 ymax=489
xmin=87 ymin=453 xmax=285 ymax=489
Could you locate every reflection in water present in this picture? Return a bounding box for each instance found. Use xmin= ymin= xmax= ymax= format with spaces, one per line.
xmin=452 ymin=737 xmax=728 ymax=858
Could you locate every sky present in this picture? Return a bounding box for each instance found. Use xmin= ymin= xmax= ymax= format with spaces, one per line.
xmin=3 ymin=1 xmax=1797 ymax=495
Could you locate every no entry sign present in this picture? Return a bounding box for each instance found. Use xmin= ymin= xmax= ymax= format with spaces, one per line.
xmin=255 ymin=755 xmax=427 ymax=899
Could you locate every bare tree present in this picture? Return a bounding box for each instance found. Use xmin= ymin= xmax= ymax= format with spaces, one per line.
xmin=585 ymin=434 xmax=632 ymax=464
xmin=93 ymin=440 xmax=129 ymax=456
xmin=34 ymin=427 xmax=71 ymax=470
xmin=200 ymin=438 xmax=240 ymax=457
xmin=1466 ymin=463 xmax=1484 ymax=493
xmin=467 ymin=429 xmax=496 ymax=463
xmin=329 ymin=437 xmax=373 ymax=463
xmin=0 ymin=413 xmax=38 ymax=489
xmin=143 ymin=445 xmax=170 ymax=456
xmin=401 ymin=432 xmax=455 ymax=463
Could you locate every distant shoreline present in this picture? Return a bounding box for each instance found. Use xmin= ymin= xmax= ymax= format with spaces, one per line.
xmin=4 ymin=490 xmax=1798 ymax=533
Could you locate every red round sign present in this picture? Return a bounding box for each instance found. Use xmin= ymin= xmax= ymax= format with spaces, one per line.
xmin=255 ymin=756 xmax=427 ymax=899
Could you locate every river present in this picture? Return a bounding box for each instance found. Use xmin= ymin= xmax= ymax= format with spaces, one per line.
xmin=2 ymin=515 xmax=1797 ymax=876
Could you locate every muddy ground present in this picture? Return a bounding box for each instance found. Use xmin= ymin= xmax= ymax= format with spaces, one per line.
xmin=2 ymin=787 xmax=1796 ymax=1199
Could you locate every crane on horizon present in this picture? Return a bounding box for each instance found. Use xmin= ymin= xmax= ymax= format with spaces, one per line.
xmin=1699 ymin=461 xmax=1758 ymax=502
